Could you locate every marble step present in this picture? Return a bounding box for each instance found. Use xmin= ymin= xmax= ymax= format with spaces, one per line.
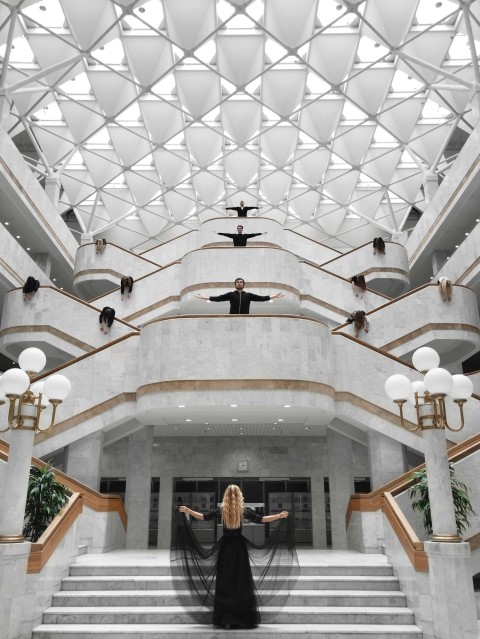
xmin=33 ymin=623 xmax=423 ymax=639
xmin=69 ymin=564 xmax=394 ymax=577
xmin=42 ymin=606 xmax=415 ymax=625
xmin=61 ymin=575 xmax=401 ymax=592
xmin=52 ymin=590 xmax=408 ymax=608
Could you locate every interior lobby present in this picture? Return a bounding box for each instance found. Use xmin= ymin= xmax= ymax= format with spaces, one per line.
xmin=1 ymin=1 xmax=480 ymax=638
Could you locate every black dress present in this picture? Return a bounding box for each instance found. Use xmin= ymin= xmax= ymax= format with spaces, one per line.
xmin=171 ymin=507 xmax=297 ymax=628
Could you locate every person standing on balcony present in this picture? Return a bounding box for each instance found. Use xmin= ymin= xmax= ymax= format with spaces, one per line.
xmin=195 ymin=277 xmax=284 ymax=314
xmin=350 ymin=274 xmax=367 ymax=298
xmin=225 ymin=200 xmax=259 ymax=217
xmin=214 ymin=225 xmax=267 ymax=247
xmin=345 ymin=310 xmax=369 ymax=337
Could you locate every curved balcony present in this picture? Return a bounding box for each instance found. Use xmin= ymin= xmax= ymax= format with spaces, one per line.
xmin=199 ymin=216 xmax=284 ymax=248
xmin=321 ymin=242 xmax=410 ymax=297
xmin=334 ymin=283 xmax=480 ymax=365
xmin=0 ymin=287 xmax=138 ymax=366
xmin=73 ymin=243 xmax=161 ymax=299
xmin=136 ymin=315 xmax=336 ymax=425
xmin=179 ymin=247 xmax=301 ymax=314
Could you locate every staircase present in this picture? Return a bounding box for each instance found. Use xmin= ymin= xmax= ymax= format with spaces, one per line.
xmin=33 ymin=555 xmax=422 ymax=638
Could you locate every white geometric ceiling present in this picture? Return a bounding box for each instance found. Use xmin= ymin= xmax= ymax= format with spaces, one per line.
xmin=1 ymin=0 xmax=479 ymax=251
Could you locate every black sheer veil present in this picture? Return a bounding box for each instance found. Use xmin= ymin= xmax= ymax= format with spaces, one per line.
xmin=170 ymin=506 xmax=299 ymax=624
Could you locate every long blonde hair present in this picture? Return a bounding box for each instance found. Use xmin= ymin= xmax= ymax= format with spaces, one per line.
xmin=221 ymin=484 xmax=244 ymax=529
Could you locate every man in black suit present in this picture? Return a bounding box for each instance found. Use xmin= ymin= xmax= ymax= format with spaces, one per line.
xmin=225 ymin=200 xmax=259 ymax=217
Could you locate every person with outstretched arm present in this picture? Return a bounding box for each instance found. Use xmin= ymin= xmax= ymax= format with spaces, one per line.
xmin=214 ymin=224 xmax=267 ymax=246
xmin=225 ymin=200 xmax=259 ymax=217
xmin=195 ymin=277 xmax=284 ymax=314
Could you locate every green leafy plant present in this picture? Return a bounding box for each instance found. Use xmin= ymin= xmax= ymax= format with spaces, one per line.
xmin=409 ymin=463 xmax=475 ymax=537
xmin=23 ymin=465 xmax=71 ymax=542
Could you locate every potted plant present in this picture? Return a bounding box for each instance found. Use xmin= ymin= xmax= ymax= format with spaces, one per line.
xmin=23 ymin=464 xmax=71 ymax=542
xmin=409 ymin=463 xmax=475 ymax=537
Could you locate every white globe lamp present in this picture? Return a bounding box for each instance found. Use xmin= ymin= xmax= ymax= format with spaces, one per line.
xmin=424 ymin=368 xmax=453 ymax=398
xmin=385 ymin=374 xmax=412 ymax=402
xmin=412 ymin=347 xmax=440 ymax=373
xmin=18 ymin=348 xmax=46 ymax=374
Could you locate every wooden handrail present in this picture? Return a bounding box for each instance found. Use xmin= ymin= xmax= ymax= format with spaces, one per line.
xmin=31 ymin=331 xmax=140 ymax=381
xmin=286 ymin=228 xmax=343 ymax=254
xmin=6 ymin=286 xmax=141 ymax=332
xmin=27 ymin=493 xmax=83 ymax=573
xmin=382 ymin=493 xmax=428 ymax=572
xmin=87 ymin=260 xmax=181 ymax=304
xmin=139 ymin=229 xmax=195 ymax=255
xmin=346 ymin=432 xmax=480 ymax=572
xmin=319 ymin=240 xmax=403 ymax=267
xmin=77 ymin=241 xmax=162 ymax=267
xmin=0 ymin=437 xmax=127 ymax=530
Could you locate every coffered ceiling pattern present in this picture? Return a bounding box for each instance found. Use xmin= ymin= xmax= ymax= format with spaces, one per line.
xmin=1 ymin=0 xmax=479 ymax=251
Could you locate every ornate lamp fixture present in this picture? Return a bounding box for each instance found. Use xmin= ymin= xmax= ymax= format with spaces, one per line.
xmin=0 ymin=347 xmax=71 ymax=433
xmin=384 ymin=347 xmax=473 ymax=433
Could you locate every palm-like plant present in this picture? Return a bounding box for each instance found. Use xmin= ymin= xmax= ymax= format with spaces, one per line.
xmin=409 ymin=463 xmax=475 ymax=537
xmin=23 ymin=465 xmax=71 ymax=542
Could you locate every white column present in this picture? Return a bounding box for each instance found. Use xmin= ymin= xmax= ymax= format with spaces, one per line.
xmin=80 ymin=233 xmax=93 ymax=245
xmin=327 ymin=429 xmax=354 ymax=550
xmin=157 ymin=471 xmax=172 ymax=549
xmin=65 ymin=431 xmax=104 ymax=490
xmin=311 ymin=470 xmax=327 ymax=548
xmin=425 ymin=541 xmax=478 ymax=639
xmin=0 ymin=429 xmax=35 ymax=541
xmin=422 ymin=428 xmax=457 ymax=539
xmin=368 ymin=431 xmax=407 ymax=490
xmin=35 ymin=253 xmax=52 ymax=278
xmin=0 ymin=542 xmax=30 ymax=639
xmin=125 ymin=426 xmax=153 ymax=549
xmin=431 ymin=250 xmax=449 ymax=276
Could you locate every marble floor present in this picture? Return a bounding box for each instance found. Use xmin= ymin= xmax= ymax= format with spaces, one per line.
xmin=74 ymin=548 xmax=391 ymax=567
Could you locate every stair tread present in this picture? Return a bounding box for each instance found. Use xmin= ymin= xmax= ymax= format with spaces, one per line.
xmin=55 ymin=590 xmax=405 ymax=596
xmin=46 ymin=606 xmax=414 ymax=613
xmin=63 ymin=575 xmax=399 ymax=582
xmin=34 ymin=623 xmax=423 ymax=632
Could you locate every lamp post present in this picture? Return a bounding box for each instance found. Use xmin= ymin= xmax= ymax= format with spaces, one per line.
xmin=384 ymin=347 xmax=478 ymax=639
xmin=384 ymin=346 xmax=473 ymax=542
xmin=0 ymin=347 xmax=71 ymax=543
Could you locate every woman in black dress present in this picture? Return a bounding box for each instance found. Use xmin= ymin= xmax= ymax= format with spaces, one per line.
xmin=173 ymin=484 xmax=296 ymax=629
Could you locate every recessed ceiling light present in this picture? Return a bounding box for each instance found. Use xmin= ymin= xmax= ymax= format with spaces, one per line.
xmin=206 ymin=427 xmax=210 ymax=430
xmin=232 ymin=418 xmax=238 ymax=422
xmin=272 ymin=427 xmax=276 ymax=430
xmin=465 ymin=232 xmax=469 ymax=236
xmin=278 ymin=419 xmax=284 ymax=422
xmin=4 ymin=222 xmax=9 ymax=225
xmin=283 ymin=404 xmax=291 ymax=408
xmin=230 ymin=404 xmax=237 ymax=407
xmin=476 ymin=219 xmax=480 ymax=223
xmin=53 ymin=278 xmax=56 ymax=282
xmin=240 ymin=432 xmax=244 ymax=435
xmin=16 ymin=235 xmax=20 ymax=238
xmin=185 ymin=419 xmax=192 ymax=422
xmin=174 ymin=427 xmax=178 ymax=430
xmin=446 ymin=257 xmax=449 ymax=260
xmin=60 ymin=287 xmax=64 ymax=290
xmin=305 ymin=427 xmax=309 ymax=430
xmin=455 ymin=245 xmax=459 ymax=248
xmin=178 ymin=405 xmax=185 ymax=408
xmin=26 ymin=247 xmax=31 ymax=251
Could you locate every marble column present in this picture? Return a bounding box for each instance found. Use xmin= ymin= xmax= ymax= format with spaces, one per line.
xmin=425 ymin=541 xmax=478 ymax=639
xmin=157 ymin=470 xmax=173 ymax=549
xmin=327 ymin=429 xmax=354 ymax=550
xmin=0 ymin=429 xmax=35 ymax=541
xmin=422 ymin=427 xmax=457 ymax=538
xmin=125 ymin=426 xmax=153 ymax=549
xmin=368 ymin=431 xmax=407 ymax=490
xmin=431 ymin=250 xmax=449 ymax=276
xmin=0 ymin=542 xmax=30 ymax=639
xmin=311 ymin=470 xmax=327 ymax=548
xmin=65 ymin=431 xmax=104 ymax=490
